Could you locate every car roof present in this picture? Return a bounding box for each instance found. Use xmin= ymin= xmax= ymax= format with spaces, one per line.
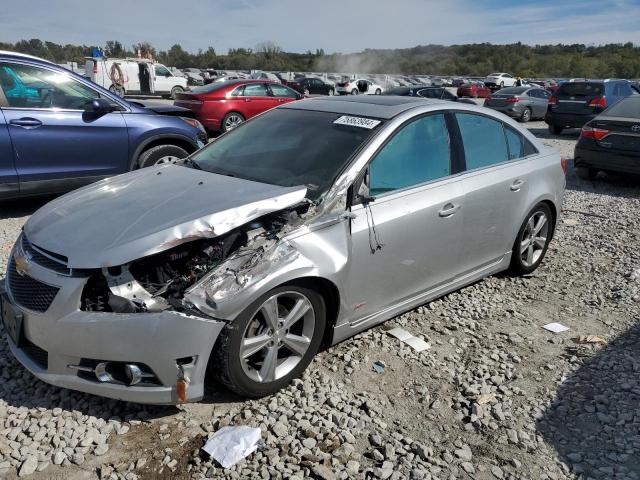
xmin=282 ymin=95 xmax=445 ymax=120
xmin=0 ymin=50 xmax=48 ymax=62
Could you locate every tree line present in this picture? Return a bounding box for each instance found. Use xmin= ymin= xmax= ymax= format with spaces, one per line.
xmin=2 ymin=38 xmax=639 ymax=78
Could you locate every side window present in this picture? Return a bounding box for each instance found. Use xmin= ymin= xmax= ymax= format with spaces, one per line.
xmin=269 ymin=84 xmax=298 ymax=99
xmin=229 ymin=85 xmax=244 ymax=97
xmin=242 ymin=83 xmax=269 ymax=97
xmin=614 ymin=82 xmax=632 ymax=96
xmin=0 ymin=62 xmax=101 ymax=109
xmin=455 ymin=113 xmax=509 ymax=170
xmin=504 ymin=127 xmax=524 ymax=160
xmin=369 ymin=114 xmax=451 ymax=196
xmin=523 ymin=138 xmax=538 ymax=156
xmin=154 ymin=65 xmax=171 ymax=77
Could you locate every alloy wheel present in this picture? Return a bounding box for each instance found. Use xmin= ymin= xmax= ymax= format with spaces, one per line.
xmin=154 ymin=155 xmax=180 ymax=165
xmin=240 ymin=291 xmax=315 ymax=383
xmin=520 ymin=211 xmax=549 ymax=267
xmin=224 ymin=114 xmax=244 ymax=131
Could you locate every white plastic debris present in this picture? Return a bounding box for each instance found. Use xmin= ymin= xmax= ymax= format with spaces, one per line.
xmin=386 ymin=327 xmax=431 ymax=352
xmin=542 ymin=322 xmax=569 ymax=333
xmin=201 ymin=426 xmax=261 ymax=468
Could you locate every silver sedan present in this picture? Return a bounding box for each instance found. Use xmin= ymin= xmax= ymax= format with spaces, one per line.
xmin=1 ymin=96 xmax=566 ymax=403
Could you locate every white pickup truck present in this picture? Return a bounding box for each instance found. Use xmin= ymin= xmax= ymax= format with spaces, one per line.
xmin=85 ymin=57 xmax=188 ymax=99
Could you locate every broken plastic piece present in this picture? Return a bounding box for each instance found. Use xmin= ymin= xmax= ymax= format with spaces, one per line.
xmin=202 ymin=426 xmax=261 ymax=468
xmin=573 ymin=335 xmax=606 ymax=345
xmin=372 ymin=361 xmax=385 ymax=374
xmin=386 ymin=327 xmax=431 ymax=352
xmin=542 ymin=322 xmax=569 ymax=333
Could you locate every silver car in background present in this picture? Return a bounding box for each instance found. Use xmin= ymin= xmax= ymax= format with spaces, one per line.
xmin=484 ymin=86 xmax=552 ymax=122
xmin=1 ymin=96 xmax=566 ymax=404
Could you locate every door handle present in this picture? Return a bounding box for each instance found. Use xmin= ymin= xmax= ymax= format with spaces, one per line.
xmin=9 ymin=118 xmax=43 ymax=129
xmin=510 ymin=179 xmax=525 ymax=191
xmin=438 ymin=203 xmax=460 ymax=217
xmin=277 ymin=98 xmax=286 ymax=102
xmin=244 ymin=98 xmax=252 ymax=102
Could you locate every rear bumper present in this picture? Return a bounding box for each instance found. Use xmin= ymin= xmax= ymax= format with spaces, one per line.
xmin=546 ymin=111 xmax=595 ymax=128
xmin=574 ymin=145 xmax=640 ymax=174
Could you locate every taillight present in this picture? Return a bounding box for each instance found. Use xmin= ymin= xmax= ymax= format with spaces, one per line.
xmin=560 ymin=157 xmax=568 ymax=175
xmin=548 ymin=96 xmax=557 ymax=105
xmin=588 ymin=97 xmax=607 ymax=109
xmin=506 ymin=97 xmax=520 ymax=103
xmin=581 ymin=125 xmax=611 ymax=140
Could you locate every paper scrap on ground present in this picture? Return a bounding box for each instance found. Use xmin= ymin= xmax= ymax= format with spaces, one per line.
xmin=202 ymin=426 xmax=261 ymax=469
xmin=542 ymin=322 xmax=570 ymax=333
xmin=573 ymin=335 xmax=606 ymax=345
xmin=386 ymin=327 xmax=431 ymax=352
xmin=372 ymin=361 xmax=385 ymax=374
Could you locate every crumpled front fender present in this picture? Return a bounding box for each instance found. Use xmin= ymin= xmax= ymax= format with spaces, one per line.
xmin=184 ymin=217 xmax=350 ymax=321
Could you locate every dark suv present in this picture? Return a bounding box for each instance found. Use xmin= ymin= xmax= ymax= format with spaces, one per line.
xmin=0 ymin=50 xmax=207 ymax=200
xmin=545 ymin=79 xmax=640 ymax=135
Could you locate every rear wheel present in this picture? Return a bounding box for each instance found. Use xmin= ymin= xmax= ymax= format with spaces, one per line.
xmin=575 ymin=166 xmax=597 ymax=180
xmin=509 ymin=203 xmax=553 ymax=275
xmin=137 ymin=145 xmax=189 ymax=169
xmin=170 ymin=86 xmax=184 ymax=100
xmin=549 ymin=125 xmax=563 ymax=135
xmin=213 ymin=285 xmax=326 ymax=397
xmin=303 ymin=88 xmax=310 ymax=96
xmin=520 ymin=107 xmax=532 ymax=123
xmin=221 ymin=112 xmax=245 ymax=132
xmin=328 ymin=88 xmax=334 ymax=96
xmin=109 ymin=84 xmax=125 ymax=97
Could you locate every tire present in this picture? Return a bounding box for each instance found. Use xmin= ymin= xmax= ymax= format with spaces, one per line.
xmin=549 ymin=125 xmax=563 ymax=135
xmin=303 ymin=88 xmax=310 ymax=96
xmin=575 ymin=166 xmax=597 ymax=180
xmin=500 ymin=81 xmax=505 ymax=88
xmin=221 ymin=112 xmax=245 ymax=132
xmin=351 ymin=89 xmax=359 ymax=95
xmin=375 ymin=89 xmax=382 ymax=95
xmin=213 ymin=285 xmax=326 ymax=398
xmin=109 ymin=84 xmax=125 ymax=97
xmin=170 ymin=86 xmax=184 ymax=100
xmin=509 ymin=203 xmax=553 ymax=276
xmin=328 ymin=88 xmax=334 ymax=96
xmin=520 ymin=108 xmax=532 ymax=123
xmin=137 ymin=144 xmax=189 ymax=169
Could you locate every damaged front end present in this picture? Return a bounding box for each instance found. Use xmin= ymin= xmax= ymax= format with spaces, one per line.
xmin=79 ymin=207 xmax=308 ymax=317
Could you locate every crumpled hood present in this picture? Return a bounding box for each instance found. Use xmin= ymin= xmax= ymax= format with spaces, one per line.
xmin=25 ymin=164 xmax=307 ymax=268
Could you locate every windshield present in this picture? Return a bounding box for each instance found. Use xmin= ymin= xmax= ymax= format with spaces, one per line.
xmin=188 ymin=109 xmax=382 ymax=201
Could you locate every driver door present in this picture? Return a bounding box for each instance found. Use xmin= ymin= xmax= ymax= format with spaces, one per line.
xmin=0 ymin=61 xmax=128 ymax=194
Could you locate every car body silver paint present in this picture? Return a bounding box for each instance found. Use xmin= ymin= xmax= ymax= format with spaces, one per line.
xmin=4 ymin=99 xmax=564 ymax=404
xmin=24 ymin=163 xmax=307 ymax=268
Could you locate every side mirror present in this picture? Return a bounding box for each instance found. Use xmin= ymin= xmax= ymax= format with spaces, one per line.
xmin=86 ymin=98 xmax=115 ymax=115
xmin=355 ymin=176 xmax=375 ymax=204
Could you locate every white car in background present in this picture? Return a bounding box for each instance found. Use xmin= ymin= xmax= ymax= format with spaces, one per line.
xmin=335 ymin=78 xmax=384 ymax=95
xmin=485 ymin=73 xmax=517 ymax=89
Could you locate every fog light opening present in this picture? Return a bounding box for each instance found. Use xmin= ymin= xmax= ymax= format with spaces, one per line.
xmin=124 ymin=364 xmax=143 ymax=385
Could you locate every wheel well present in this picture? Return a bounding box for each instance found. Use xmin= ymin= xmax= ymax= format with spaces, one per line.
xmin=539 ymin=200 xmax=558 ymax=240
xmin=285 ymin=277 xmax=340 ymax=348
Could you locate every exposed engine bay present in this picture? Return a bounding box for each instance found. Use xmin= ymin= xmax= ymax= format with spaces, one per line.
xmin=80 ymin=207 xmax=304 ymax=314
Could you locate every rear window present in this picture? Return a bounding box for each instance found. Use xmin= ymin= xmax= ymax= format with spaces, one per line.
xmin=190 ymin=82 xmax=231 ymax=94
xmin=498 ymin=87 xmax=527 ymax=95
xmin=602 ymin=97 xmax=640 ymax=118
xmin=557 ymin=82 xmax=603 ymax=97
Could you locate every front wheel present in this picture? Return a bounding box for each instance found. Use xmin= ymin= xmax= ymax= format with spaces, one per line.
xmin=375 ymin=89 xmax=382 ymax=95
xmin=213 ymin=285 xmax=326 ymax=398
xmin=109 ymin=84 xmax=125 ymax=97
xmin=328 ymin=88 xmax=334 ymax=96
xmin=351 ymin=89 xmax=359 ymax=95
xmin=170 ymin=86 xmax=184 ymax=100
xmin=509 ymin=203 xmax=553 ymax=275
xmin=137 ymin=144 xmax=189 ymax=168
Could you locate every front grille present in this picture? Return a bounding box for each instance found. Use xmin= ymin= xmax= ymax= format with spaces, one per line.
xmin=21 ymin=234 xmax=71 ymax=276
xmin=7 ymin=257 xmax=60 ymax=313
xmin=22 ymin=338 xmax=48 ymax=369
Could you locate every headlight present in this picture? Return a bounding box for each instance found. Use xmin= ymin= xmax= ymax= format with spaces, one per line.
xmin=179 ymin=116 xmax=206 ymax=134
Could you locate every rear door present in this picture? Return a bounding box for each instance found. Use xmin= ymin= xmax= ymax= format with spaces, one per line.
xmin=0 ymin=61 xmax=129 ymax=195
xmin=453 ymin=112 xmax=533 ymax=274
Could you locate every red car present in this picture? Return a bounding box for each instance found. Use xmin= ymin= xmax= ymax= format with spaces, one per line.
xmin=174 ymin=80 xmax=302 ymax=132
xmin=457 ymin=82 xmax=491 ymax=98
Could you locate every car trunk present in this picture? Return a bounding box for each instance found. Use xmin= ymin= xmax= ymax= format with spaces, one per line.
xmin=592 ymin=116 xmax=640 ymax=153
xmin=554 ymin=82 xmax=605 ymax=115
xmin=485 ymin=93 xmax=513 ymax=107
xmin=173 ymin=92 xmax=205 ymax=114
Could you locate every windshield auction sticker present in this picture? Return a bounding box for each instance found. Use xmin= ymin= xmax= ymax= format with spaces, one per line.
xmin=333 ymin=116 xmax=381 ymax=129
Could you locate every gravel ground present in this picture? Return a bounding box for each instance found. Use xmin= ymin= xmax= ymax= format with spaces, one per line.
xmin=1 ymin=121 xmax=640 ymax=479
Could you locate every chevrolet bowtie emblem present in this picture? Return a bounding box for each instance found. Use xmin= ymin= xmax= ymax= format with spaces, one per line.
xmin=14 ymin=252 xmax=30 ymax=276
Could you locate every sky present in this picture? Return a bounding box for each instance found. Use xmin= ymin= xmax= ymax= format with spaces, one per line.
xmin=1 ymin=0 xmax=639 ymax=54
